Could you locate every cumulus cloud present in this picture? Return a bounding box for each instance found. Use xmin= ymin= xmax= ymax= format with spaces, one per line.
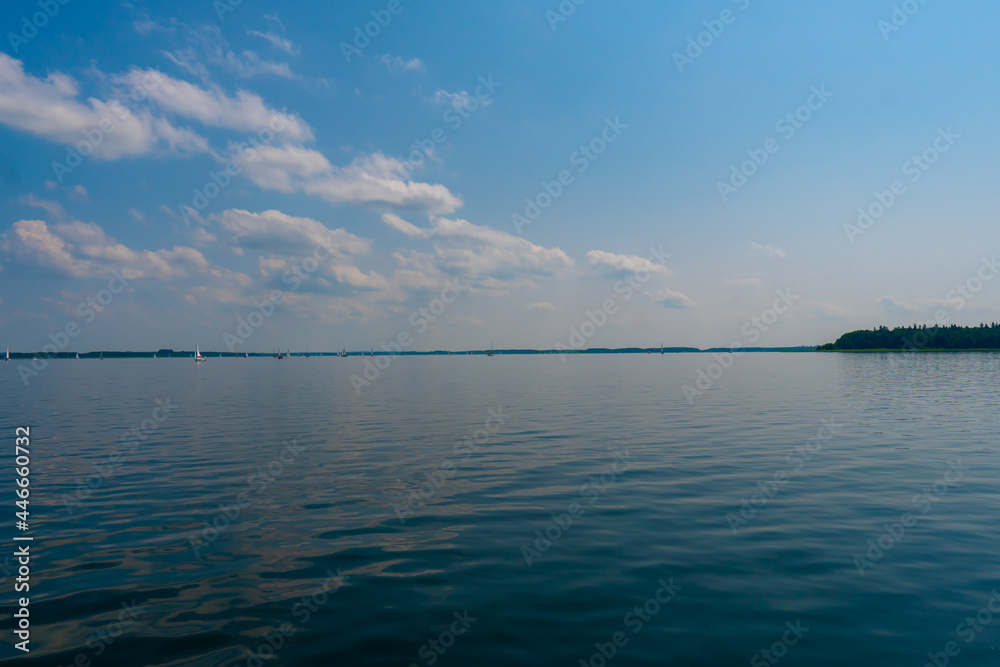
xmin=0 ymin=54 xmax=207 ymax=159
xmin=236 ymin=146 xmax=463 ymax=214
xmin=383 ymin=213 xmax=574 ymax=277
xmin=113 ymin=68 xmax=312 ymax=141
xmin=653 ymin=287 xmax=696 ymax=309
xmin=1 ymin=219 xmax=214 ymax=280
xmin=216 ymin=208 xmax=371 ymax=256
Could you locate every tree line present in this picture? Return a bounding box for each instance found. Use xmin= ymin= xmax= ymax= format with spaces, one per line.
xmin=818 ymin=323 xmax=1000 ymax=350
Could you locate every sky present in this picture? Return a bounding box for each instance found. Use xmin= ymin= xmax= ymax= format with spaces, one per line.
xmin=2 ymin=0 xmax=999 ymax=353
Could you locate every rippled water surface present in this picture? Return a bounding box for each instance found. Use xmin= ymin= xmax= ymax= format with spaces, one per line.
xmin=2 ymin=352 xmax=999 ymax=666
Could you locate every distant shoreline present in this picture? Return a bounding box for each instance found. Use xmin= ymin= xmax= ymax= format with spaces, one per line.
xmin=4 ymin=347 xmax=819 ymax=359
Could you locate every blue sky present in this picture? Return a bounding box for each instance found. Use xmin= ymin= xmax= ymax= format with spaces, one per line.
xmin=2 ymin=0 xmax=999 ymax=352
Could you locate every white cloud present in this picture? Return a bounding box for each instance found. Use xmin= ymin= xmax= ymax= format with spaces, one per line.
xmin=1 ymin=219 xmax=213 ymax=280
xmin=749 ymin=242 xmax=787 ymax=259
xmin=20 ymin=195 xmax=67 ymax=220
xmin=433 ymin=89 xmax=489 ymax=109
xmin=113 ymin=68 xmax=312 ymax=142
xmin=378 ymin=54 xmax=425 ymax=73
xmin=384 ymin=214 xmax=574 ymax=277
xmin=162 ymin=22 xmax=296 ymax=81
xmin=237 ymin=145 xmax=463 ymax=214
xmin=586 ymin=250 xmax=671 ymax=277
xmin=527 ymin=301 xmax=555 ymax=310
xmin=216 ymin=208 xmax=371 ymax=256
xmin=653 ymin=287 xmax=696 ymax=309
xmin=0 ymin=54 xmax=207 ymax=159
xmin=248 ymin=30 xmax=299 ymax=55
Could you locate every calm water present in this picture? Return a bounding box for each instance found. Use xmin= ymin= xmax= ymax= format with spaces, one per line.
xmin=2 ymin=353 xmax=999 ymax=666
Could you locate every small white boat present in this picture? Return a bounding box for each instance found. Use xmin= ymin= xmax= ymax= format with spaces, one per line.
xmin=194 ymin=342 xmax=206 ymax=362
xmin=5 ymin=347 xmax=9 ymax=362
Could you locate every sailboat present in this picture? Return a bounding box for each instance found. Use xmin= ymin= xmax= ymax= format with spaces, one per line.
xmin=153 ymin=352 xmax=157 ymax=359
xmin=305 ymin=347 xmax=310 ymax=358
xmin=76 ymin=352 xmax=80 ymax=360
xmin=5 ymin=347 xmax=9 ymax=362
xmin=245 ymin=352 xmax=249 ymax=358
xmin=487 ymin=342 xmax=494 ymax=357
xmin=194 ymin=342 xmax=206 ymax=362
xmin=660 ymin=343 xmax=664 ymax=355
xmin=100 ymin=352 xmax=103 ymax=360
xmin=339 ymin=348 xmax=348 ymax=358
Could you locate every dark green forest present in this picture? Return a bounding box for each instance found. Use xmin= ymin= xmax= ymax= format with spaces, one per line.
xmin=819 ymin=323 xmax=1000 ymax=350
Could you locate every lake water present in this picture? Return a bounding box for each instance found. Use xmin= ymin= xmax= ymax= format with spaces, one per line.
xmin=2 ymin=352 xmax=999 ymax=666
